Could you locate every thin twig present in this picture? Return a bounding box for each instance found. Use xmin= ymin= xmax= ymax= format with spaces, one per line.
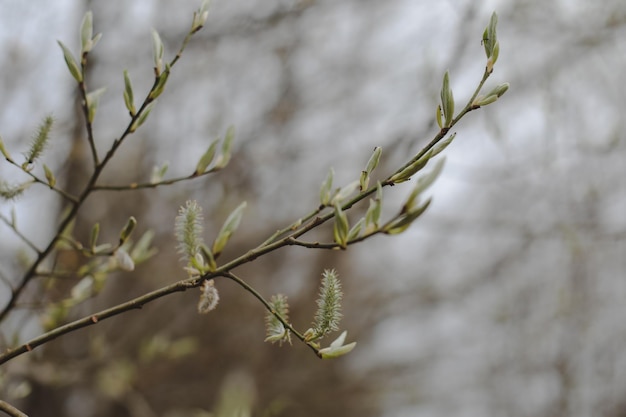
xmin=0 ymin=400 xmax=28 ymax=417
xmin=0 ymin=214 xmax=41 ymax=254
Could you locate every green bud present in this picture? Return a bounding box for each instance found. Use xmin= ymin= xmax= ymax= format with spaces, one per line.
xmin=384 ymin=198 xmax=432 ymax=235
xmin=43 ymin=164 xmax=56 ymax=188
xmin=347 ymin=217 xmax=364 ymax=241
xmin=389 ymin=149 xmax=433 ymax=184
xmin=149 ymin=64 xmax=170 ymax=100
xmin=212 ymin=201 xmax=246 ymax=257
xmin=0 ymin=136 xmax=12 ymax=161
xmin=213 ymin=126 xmax=235 ymax=169
xmin=86 ymin=87 xmax=106 ymax=123
xmin=119 ymin=216 xmax=137 ymax=244
xmin=57 ymin=41 xmax=83 ymax=83
xmin=192 ymin=0 xmax=211 ymax=33
xmin=150 ymin=161 xmax=169 ymax=183
xmin=89 ymin=222 xmax=100 ymax=251
xmin=130 ymin=102 xmax=155 ymax=132
xmin=431 ymin=132 xmax=456 ymax=158
xmin=402 ymin=158 xmax=445 ymax=214
xmin=194 ymin=139 xmax=219 ymax=175
xmin=440 ymin=70 xmax=455 ymax=127
xmin=333 ymin=204 xmax=349 ymax=248
xmin=151 ymin=29 xmax=164 ymax=75
xmin=436 ymin=104 xmax=443 ymax=129
xmin=320 ymin=168 xmax=334 ymax=206
xmin=79 ymin=11 xmax=101 ymax=54
xmin=473 ymin=94 xmax=499 ymax=107
xmin=123 ymin=70 xmax=136 ymax=116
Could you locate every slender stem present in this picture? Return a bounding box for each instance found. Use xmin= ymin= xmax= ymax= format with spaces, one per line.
xmin=0 ymin=214 xmax=41 ymax=254
xmin=4 ymin=159 xmax=79 ymax=204
xmin=92 ymin=168 xmax=218 ymax=191
xmin=79 ymin=56 xmax=100 ymax=167
xmin=222 ymin=272 xmax=321 ymax=357
xmin=0 ymin=400 xmax=28 ymax=417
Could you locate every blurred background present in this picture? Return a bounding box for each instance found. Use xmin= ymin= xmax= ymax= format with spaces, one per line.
xmin=1 ymin=0 xmax=626 ymax=416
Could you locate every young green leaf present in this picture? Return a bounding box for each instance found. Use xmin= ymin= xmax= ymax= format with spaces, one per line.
xmin=332 ymin=204 xmax=349 ymax=248
xmin=43 ymin=164 xmax=56 ymax=187
xmin=320 ymin=167 xmax=334 ymax=206
xmin=119 ymin=216 xmax=137 ymax=245
xmin=402 ymin=157 xmax=445 ymax=214
xmin=123 ymin=70 xmax=136 ymax=116
xmin=151 ymin=28 xmax=164 ymax=75
xmin=440 ymin=70 xmax=455 ymax=128
xmin=130 ymin=102 xmax=155 ymax=132
xmin=212 ymin=201 xmax=246 ymax=257
xmin=57 ymin=41 xmax=83 ymax=83
xmin=213 ymin=126 xmax=235 ymax=169
xmin=150 ymin=161 xmax=169 ymax=184
xmin=192 ymin=0 xmax=211 ymax=33
xmin=383 ymin=198 xmax=432 ymax=235
xmin=389 ymin=148 xmax=433 ymax=184
xmin=194 ymin=139 xmax=220 ymax=175
xmin=0 ymin=136 xmax=12 ymax=161
xmin=86 ymin=87 xmax=106 ymax=123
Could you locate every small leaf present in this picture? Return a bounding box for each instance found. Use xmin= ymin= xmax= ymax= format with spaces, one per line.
xmin=332 ymin=204 xmax=349 ymax=248
xmin=150 ymin=161 xmax=169 ymax=183
xmin=130 ymin=102 xmax=155 ymax=132
xmin=119 ymin=216 xmax=137 ymax=244
xmin=90 ymin=223 xmax=100 ymax=251
xmin=57 ymin=41 xmax=83 ymax=83
xmin=192 ymin=0 xmax=211 ymax=33
xmin=440 ymin=70 xmax=455 ymax=128
xmin=384 ymin=198 xmax=432 ymax=235
xmin=80 ymin=11 xmax=94 ymax=54
xmin=212 ymin=201 xmax=246 ymax=257
xmin=431 ymin=132 xmax=456 ymax=158
xmin=330 ymin=180 xmax=359 ymax=206
xmin=364 ymin=146 xmax=382 ymax=175
xmin=213 ymin=126 xmax=235 ymax=169
xmin=151 ymin=28 xmax=164 ymax=75
xmin=194 ymin=139 xmax=220 ymax=175
xmin=436 ymin=104 xmax=443 ymax=129
xmin=86 ymin=88 xmax=106 ymax=123
xmin=123 ymin=70 xmax=136 ymax=116
xmin=402 ymin=158 xmax=445 ymax=214
xmin=347 ymin=217 xmax=364 ymax=241
xmin=364 ymin=182 xmax=383 ymax=233
xmin=389 ymin=149 xmax=433 ymax=184
xmin=319 ymin=168 xmax=334 ymax=206
xmin=149 ymin=64 xmax=170 ymax=100
xmin=0 ymin=136 xmax=13 ymax=161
